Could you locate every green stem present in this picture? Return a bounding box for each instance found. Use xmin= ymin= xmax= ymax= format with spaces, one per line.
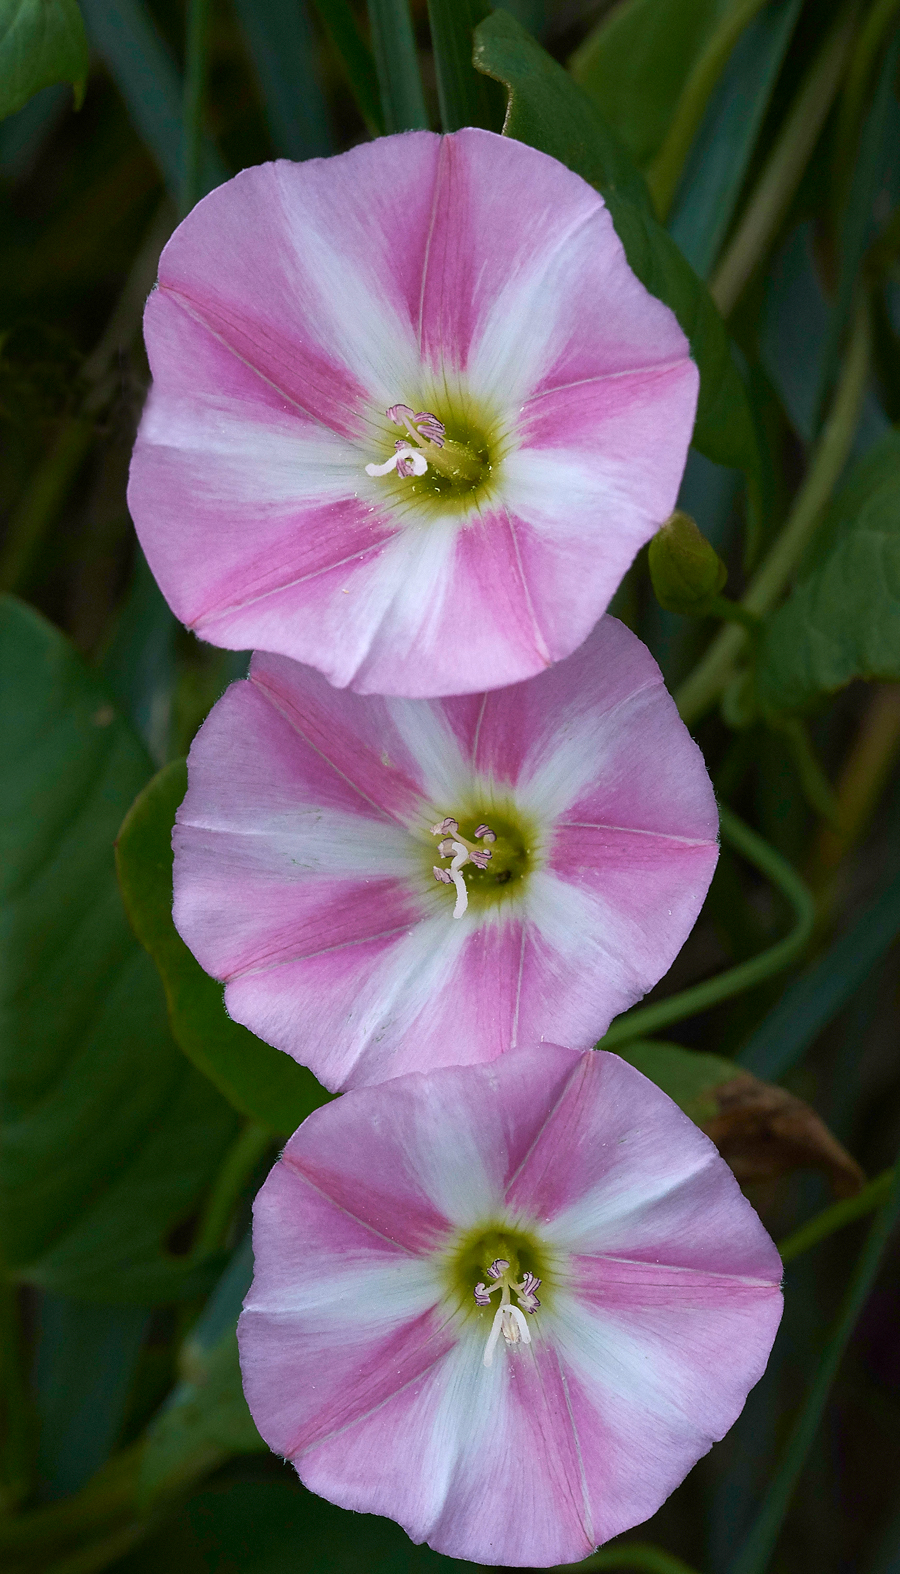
xmin=191 ymin=1122 xmax=273 ymax=1261
xmin=0 ymin=1274 xmax=34 ymax=1512
xmin=181 ymin=0 xmax=212 ymax=216
xmin=728 ymin=1160 xmax=900 ymax=1574
xmin=778 ymin=1166 xmax=895 ymax=1263
xmin=706 ymin=594 xmax=761 ymax=635
xmin=675 ymin=294 xmax=871 ymax=728
xmin=562 ymin=1544 xmax=702 ymax=1574
xmin=772 ymin=717 xmax=841 ymax=826
xmin=599 ymin=808 xmax=815 ymax=1049
xmin=710 ymin=1 xmax=858 ymax=316
xmin=833 ymin=0 xmax=900 ymax=207
xmin=0 ymin=1446 xmax=142 ymax=1553
xmin=0 ymin=418 xmax=94 ymax=594
xmin=647 ymin=0 xmax=772 ymax=220
xmin=367 ymin=0 xmax=429 ymax=133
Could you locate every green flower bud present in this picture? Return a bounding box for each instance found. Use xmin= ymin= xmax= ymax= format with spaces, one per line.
xmin=648 ymin=511 xmax=728 ymax=615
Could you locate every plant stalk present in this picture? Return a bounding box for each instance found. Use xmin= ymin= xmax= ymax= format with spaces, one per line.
xmin=599 ymin=808 xmax=815 ymax=1048
xmin=675 ymin=294 xmax=871 ymax=727
xmin=710 ymin=1 xmax=858 ymax=315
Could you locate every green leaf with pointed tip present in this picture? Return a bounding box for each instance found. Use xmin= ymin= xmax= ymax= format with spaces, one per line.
xmin=0 ymin=596 xmax=238 ymax=1304
xmin=473 ymin=8 xmax=762 ymax=505
xmin=116 ymin=759 xmax=331 ymax=1136
xmin=0 ymin=0 xmax=89 ymax=120
xmin=756 ymin=431 xmax=900 ymax=713
xmin=139 ymin=1238 xmax=263 ymax=1508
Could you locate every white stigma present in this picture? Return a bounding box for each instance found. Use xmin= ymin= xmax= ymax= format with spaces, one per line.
xmin=365 ymin=405 xmax=445 ymax=481
xmin=431 ymin=817 xmax=496 ymax=920
xmin=483 ymin=1304 xmax=531 ymax=1367
xmin=365 ymin=444 xmax=427 ymax=478
xmin=474 ymin=1259 xmax=541 ymax=1367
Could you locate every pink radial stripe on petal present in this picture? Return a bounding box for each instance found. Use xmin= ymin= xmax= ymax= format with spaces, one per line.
xmin=131 ymin=128 xmax=699 ymax=694
xmin=546 ymin=1279 xmax=783 ymax=1548
xmin=149 ymin=146 xmax=443 ymax=418
xmin=507 ymin=1053 xmax=783 ymax=1281
xmin=418 ymin=131 xmax=690 ymax=398
xmin=239 ymin=1048 xmax=782 ymax=1565
xmin=349 ymin=506 xmax=552 ymax=697
xmin=212 ymin=658 xmax=429 ymax=824
xmin=273 ymin=1044 xmax=585 ymax=1239
xmin=174 ymin=618 xmax=718 ymax=1083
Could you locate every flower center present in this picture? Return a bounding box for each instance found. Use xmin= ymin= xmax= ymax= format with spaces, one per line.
xmin=429 ymin=808 xmax=534 ymax=918
xmin=364 ymin=402 xmax=494 ymax=502
xmin=445 ymin=1226 xmax=550 ymax=1368
xmin=430 ymin=817 xmax=496 ymax=918
xmin=474 ymin=1257 xmax=542 ymax=1368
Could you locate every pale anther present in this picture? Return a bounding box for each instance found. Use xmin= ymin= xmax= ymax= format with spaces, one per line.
xmin=475 ymin=1258 xmax=541 ymax=1366
xmin=367 ymin=406 xmax=445 ymax=482
xmin=431 ymin=818 xmax=497 ymax=920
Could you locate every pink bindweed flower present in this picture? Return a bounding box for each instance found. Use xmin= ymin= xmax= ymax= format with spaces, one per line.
xmin=172 ymin=616 xmax=718 ymax=1091
xmin=128 ymin=128 xmax=698 ymax=697
xmin=239 ymin=1044 xmax=783 ymax=1566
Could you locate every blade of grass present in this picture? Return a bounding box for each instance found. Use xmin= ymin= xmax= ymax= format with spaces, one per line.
xmin=427 ymin=0 xmax=501 ymax=131
xmin=738 ymin=868 xmax=900 ymax=1079
xmin=367 ymin=0 xmax=428 ymax=131
xmin=80 ymin=0 xmax=227 ymax=199
xmin=727 ymin=1160 xmax=900 ymax=1574
xmin=668 ymin=0 xmax=803 ymax=278
xmin=778 ymin=1167 xmax=895 ymax=1264
xmin=232 ymin=0 xmax=333 ymax=159
xmin=311 ymin=0 xmax=383 ymax=133
xmin=181 ymin=0 xmax=212 ymax=215
xmin=647 ymin=0 xmax=774 ymax=220
xmin=710 ymin=0 xmax=858 ymax=315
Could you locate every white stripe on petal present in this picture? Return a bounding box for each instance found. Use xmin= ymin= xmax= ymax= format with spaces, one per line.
xmin=245 ymin=1253 xmax=443 ymax=1326
xmin=386 ymin=699 xmax=471 ymax=813
xmin=140 ymin=396 xmax=366 ymax=504
xmin=272 ymin=167 xmax=422 ymax=409
xmin=542 ymin=1149 xmax=719 ymax=1256
xmin=180 ymin=807 xmax=424 ymax=880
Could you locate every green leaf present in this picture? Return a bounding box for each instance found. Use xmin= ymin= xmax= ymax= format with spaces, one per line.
xmin=33 ymin=1296 xmax=148 ymax=1499
xmin=98 ymin=550 xmax=177 ymax=769
xmin=615 ymin=1040 xmax=740 ymax=1123
xmin=79 ymin=0 xmax=228 ymax=199
xmin=569 ymin=0 xmax=722 ymax=171
xmin=116 ymin=759 xmax=330 ymax=1136
xmin=139 ymin=1238 xmax=263 ymax=1506
xmin=310 ymin=0 xmax=383 ymax=135
xmin=0 ymin=0 xmax=89 ymax=120
xmin=473 ymin=8 xmax=763 ymax=501
xmin=0 ymin=596 xmax=238 ymax=1302
xmin=738 ymin=867 xmax=900 ymax=1080
xmin=232 ymin=0 xmax=333 ymax=160
xmin=756 ymin=430 xmax=900 ymax=712
xmin=426 ymin=0 xmax=502 ymax=132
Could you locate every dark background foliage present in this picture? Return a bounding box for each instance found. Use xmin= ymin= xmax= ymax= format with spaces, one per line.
xmin=1 ymin=2 xmax=900 ymax=1572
